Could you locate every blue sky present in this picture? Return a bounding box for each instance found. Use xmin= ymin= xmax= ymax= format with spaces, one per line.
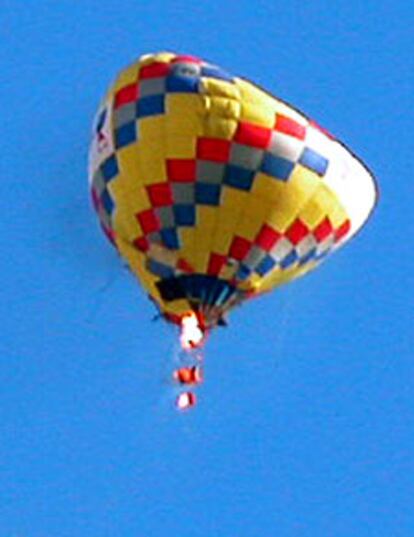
xmin=1 ymin=1 xmax=413 ymax=536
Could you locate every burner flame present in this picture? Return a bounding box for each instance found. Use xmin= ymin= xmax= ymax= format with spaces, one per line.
xmin=180 ymin=312 xmax=204 ymax=350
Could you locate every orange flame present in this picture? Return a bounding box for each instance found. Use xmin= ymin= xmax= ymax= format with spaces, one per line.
xmin=180 ymin=312 xmax=204 ymax=350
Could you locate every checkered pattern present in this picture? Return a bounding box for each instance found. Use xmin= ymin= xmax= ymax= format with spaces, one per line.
xmin=91 ymin=56 xmax=335 ymax=256
xmin=131 ymin=117 xmax=336 ymax=262
xmin=202 ymin=215 xmax=350 ymax=282
xmin=110 ymin=58 xmax=235 ymax=152
xmin=90 ymin=153 xmax=119 ymax=244
xmin=89 ymin=51 xmax=376 ymax=327
xmin=91 ymin=55 xmax=237 ymax=252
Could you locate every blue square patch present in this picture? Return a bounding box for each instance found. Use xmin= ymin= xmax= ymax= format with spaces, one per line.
xmin=195 ymin=183 xmax=221 ymax=206
xmin=260 ymin=153 xmax=294 ymax=181
xmin=115 ymin=121 xmax=137 ymax=149
xmin=173 ymin=204 xmax=196 ymax=226
xmin=223 ymin=165 xmax=255 ymax=191
xmin=101 ymin=154 xmax=119 ymax=182
xmin=161 ymin=228 xmax=180 ymax=249
xmin=280 ymin=250 xmax=298 ymax=269
xmin=299 ymin=147 xmax=329 ymax=176
xmin=166 ymin=75 xmax=199 ymax=93
xmin=136 ymin=95 xmax=165 ymax=118
xmin=256 ymin=255 xmax=276 ymax=276
xmin=100 ymin=189 xmax=114 ymax=214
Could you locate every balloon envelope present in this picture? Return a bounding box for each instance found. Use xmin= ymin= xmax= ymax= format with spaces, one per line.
xmin=89 ymin=52 xmax=377 ymax=328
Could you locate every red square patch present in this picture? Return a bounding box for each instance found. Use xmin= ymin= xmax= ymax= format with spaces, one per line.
xmin=207 ymin=253 xmax=227 ymax=276
xmin=136 ymin=209 xmax=160 ymax=234
xmin=147 ymin=183 xmax=173 ymax=207
xmin=334 ymin=219 xmax=351 ymax=242
xmin=255 ymin=224 xmax=281 ymax=251
xmin=197 ymin=138 xmax=231 ymax=162
xmin=313 ymin=217 xmax=333 ymax=242
xmin=274 ymin=115 xmax=306 ymax=140
xmin=114 ymin=84 xmax=139 ymax=109
xmin=234 ymin=122 xmax=272 ymax=149
xmin=285 ymin=219 xmax=309 ymax=245
xmin=229 ymin=236 xmax=252 ymax=261
xmin=133 ymin=236 xmax=149 ymax=252
xmin=139 ymin=62 xmax=170 ymax=79
xmin=167 ymin=159 xmax=196 ymax=182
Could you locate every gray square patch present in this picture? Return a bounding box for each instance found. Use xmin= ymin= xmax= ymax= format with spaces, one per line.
xmin=243 ymin=245 xmax=267 ymax=270
xmin=146 ymin=231 xmax=162 ymax=245
xmin=296 ymin=235 xmax=317 ymax=257
xmin=271 ymin=237 xmax=294 ymax=261
xmin=156 ymin=206 xmax=175 ymax=228
xmin=139 ymin=77 xmax=166 ymax=97
xmin=92 ymin=169 xmax=106 ymax=195
xmin=196 ymin=160 xmax=225 ymax=184
xmin=316 ymin=235 xmax=334 ymax=256
xmin=98 ymin=205 xmax=111 ymax=228
xmin=229 ymin=143 xmax=264 ymax=170
xmin=114 ymin=103 xmax=136 ymax=128
xmin=172 ymin=183 xmax=195 ymax=204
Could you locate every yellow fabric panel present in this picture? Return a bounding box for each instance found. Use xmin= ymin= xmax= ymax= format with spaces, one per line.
xmin=202 ymin=78 xmax=241 ymax=100
xmin=165 ymin=93 xmax=205 ymax=135
xmin=191 ymin=247 xmax=211 ymax=274
xmin=236 ymin=195 xmax=270 ymax=240
xmin=110 ymin=183 xmax=144 ymax=241
xmin=139 ymin=115 xmax=166 ymax=141
xmin=206 ymin=95 xmax=241 ymax=121
xmin=235 ymin=78 xmax=279 ymax=112
xmin=329 ymin=200 xmax=349 ymax=227
xmin=112 ymin=62 xmax=139 ymax=93
xmin=289 ymin=164 xmax=321 ymax=197
xmin=182 ymin=227 xmax=201 ymax=259
xmin=217 ymin=189 xmax=248 ymax=234
xmin=196 ymin=206 xmax=217 ymax=232
xmin=116 ymin=141 xmax=140 ymax=183
xmin=126 ymin=186 xmax=151 ymax=214
xmin=165 ymin=136 xmax=196 ymax=159
xmin=178 ymin=227 xmax=196 ymax=252
xmin=298 ymin=190 xmax=329 ymax=228
xmin=221 ymin=188 xmax=249 ymax=211
xmin=203 ymin=115 xmax=238 ymax=140
xmin=136 ymin=136 xmax=167 ymax=185
xmin=189 ymin=207 xmax=218 ymax=271
xmin=211 ymin=225 xmax=234 ymax=254
xmin=239 ymin=100 xmax=275 ymax=128
xmin=312 ymin=183 xmax=347 ymax=227
xmin=251 ymin=172 xmax=283 ymax=202
xmin=109 ymin=140 xmax=148 ymax=240
xmin=253 ymin=167 xmax=320 ymax=232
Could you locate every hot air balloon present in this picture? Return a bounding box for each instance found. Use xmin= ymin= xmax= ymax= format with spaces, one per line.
xmin=89 ymin=51 xmax=377 ymax=353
